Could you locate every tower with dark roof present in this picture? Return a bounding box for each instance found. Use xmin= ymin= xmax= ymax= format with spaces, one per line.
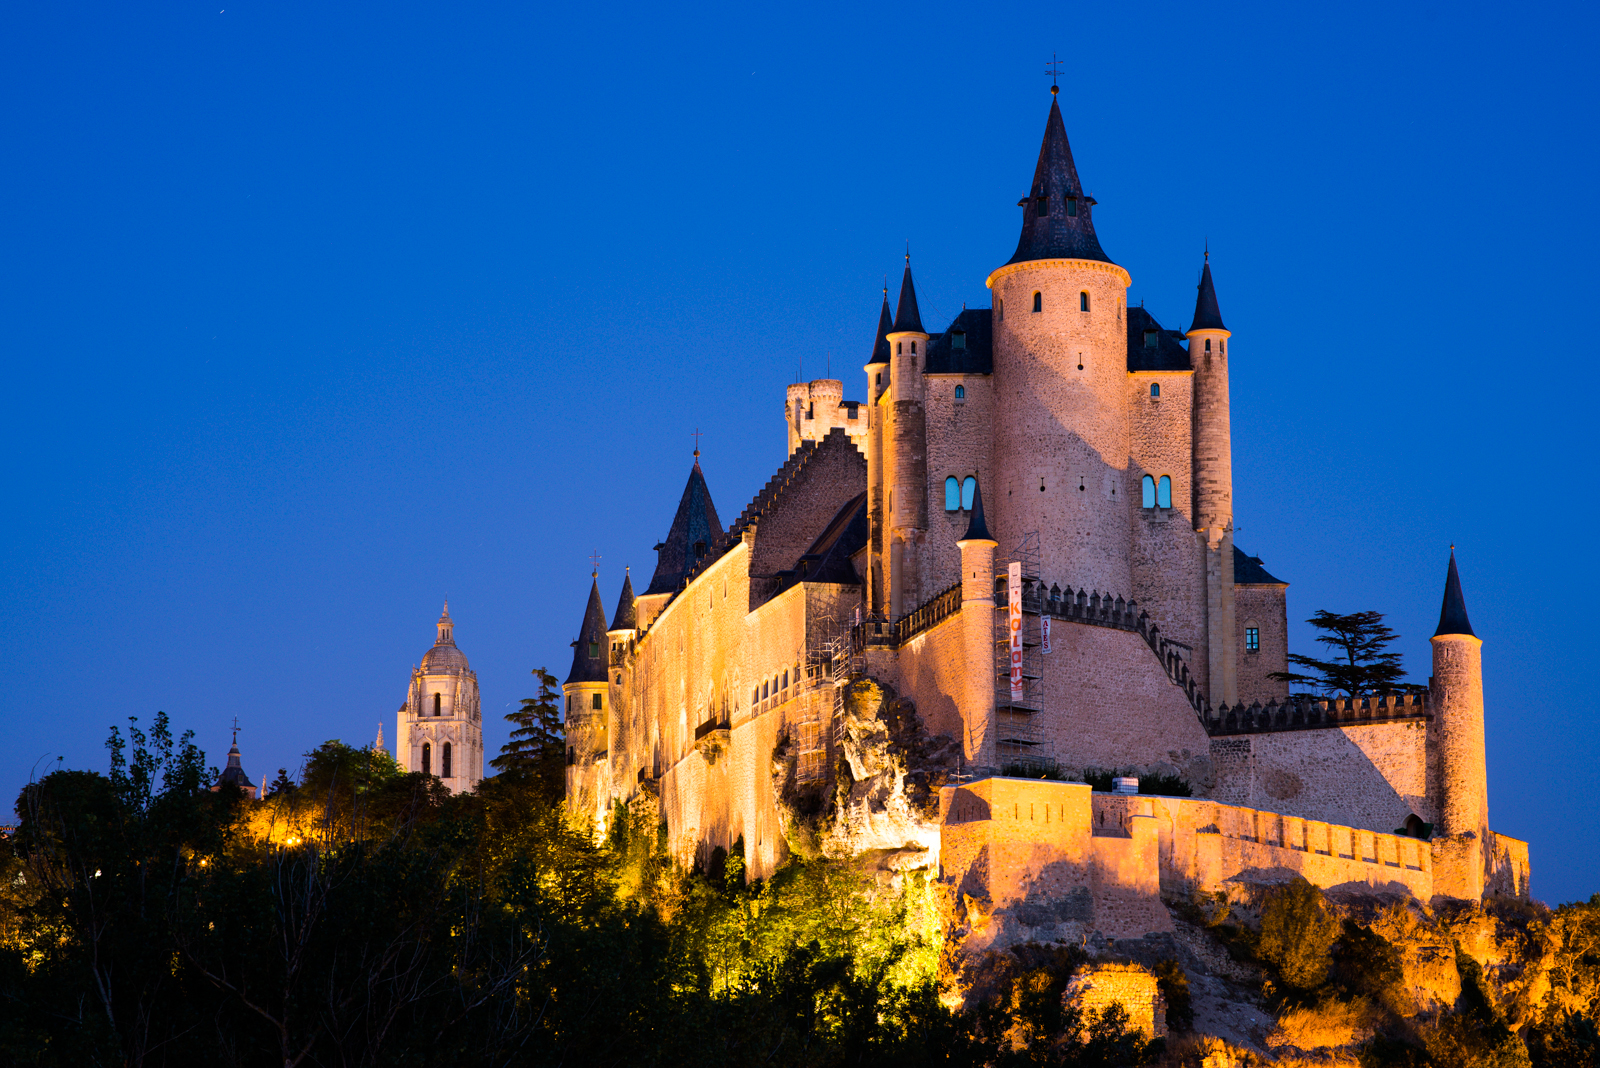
xmin=396 ymin=602 xmax=483 ymax=794
xmin=873 ymin=256 xmax=932 ymax=619
xmin=634 ymin=454 xmax=724 ymax=629
xmin=211 ymin=724 xmax=258 ymax=800
xmin=564 ymin=573 xmax=613 ymax=824
xmin=1429 ymin=549 xmax=1490 ymax=897
xmin=987 ymin=88 xmax=1136 ymax=601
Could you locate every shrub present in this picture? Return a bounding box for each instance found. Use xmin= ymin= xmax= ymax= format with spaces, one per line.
xmin=1153 ymin=959 xmax=1193 ymax=1032
xmin=1258 ymin=878 xmax=1340 ymax=990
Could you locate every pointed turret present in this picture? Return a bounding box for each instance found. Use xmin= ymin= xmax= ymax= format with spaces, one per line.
xmin=958 ymin=477 xmax=994 ymax=544
xmin=891 ymin=256 xmax=924 ymax=335
xmin=1434 ymin=548 xmax=1476 ymax=638
xmin=1189 ymin=255 xmax=1227 ymax=332
xmin=866 ymin=288 xmax=893 ymax=366
xmin=609 ymin=569 xmax=637 ymax=633
xmin=1007 ymin=91 xmax=1112 ymax=266
xmin=566 ymin=574 xmax=610 ymax=685
xmin=213 ymin=723 xmax=258 ymax=798
xmin=643 ymin=456 xmax=724 ymax=596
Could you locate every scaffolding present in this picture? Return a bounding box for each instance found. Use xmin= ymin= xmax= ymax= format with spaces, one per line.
xmin=802 ymin=618 xmax=860 ymax=782
xmin=994 ymin=531 xmax=1044 ymax=764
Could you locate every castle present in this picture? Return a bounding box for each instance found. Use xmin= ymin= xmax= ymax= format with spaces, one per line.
xmin=561 ymin=89 xmax=1528 ymax=939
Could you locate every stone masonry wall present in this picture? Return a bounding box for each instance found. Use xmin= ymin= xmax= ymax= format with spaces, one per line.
xmin=1208 ymin=720 xmax=1432 ymax=832
xmin=1064 ymin=963 xmax=1167 ymax=1039
xmin=1235 ymin=583 xmax=1289 ymax=705
xmin=921 ymin=372 xmax=995 ymax=606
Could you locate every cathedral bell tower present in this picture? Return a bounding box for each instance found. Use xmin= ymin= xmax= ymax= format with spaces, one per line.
xmin=397 ymin=602 xmax=483 ymax=794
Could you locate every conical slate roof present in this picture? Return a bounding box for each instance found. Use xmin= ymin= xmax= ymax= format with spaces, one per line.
xmin=566 ymin=576 xmax=610 ymax=685
xmin=1189 ymin=257 xmax=1227 ymax=332
xmin=891 ymin=258 xmax=924 ymax=334
xmin=643 ymin=457 xmax=724 ymax=596
xmin=609 ymin=570 xmax=637 ymax=632
xmin=1434 ymin=549 xmax=1476 ymax=638
xmin=959 ymin=478 xmax=994 ymax=543
xmin=1007 ymin=94 xmax=1113 ymax=266
xmin=866 ymin=289 xmax=893 ymax=365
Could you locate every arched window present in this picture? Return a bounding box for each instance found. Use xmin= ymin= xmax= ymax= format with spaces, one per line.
xmin=1205 ymin=338 xmax=1212 ymax=352
xmin=910 ymin=340 xmax=916 ymax=354
xmin=565 ymin=694 xmax=572 ymax=713
xmin=875 ymin=373 xmax=881 ymax=386
xmin=442 ymin=742 xmax=452 ymax=779
xmin=592 ymin=692 xmax=602 ymax=710
xmin=962 ymin=476 xmax=977 ymax=511
xmin=1032 ymin=291 xmax=1042 ymax=313
xmin=896 ymin=341 xmax=902 ymax=354
xmin=1141 ymin=475 xmax=1156 ymax=508
xmin=422 ymin=742 xmax=432 ymax=776
xmin=954 ymin=384 xmax=965 ymax=400
xmin=1150 ymin=383 xmax=1160 ymax=398
xmin=944 ymin=476 xmax=960 ymax=512
xmin=1157 ymin=475 xmax=1172 ymax=509
xmin=781 ymin=670 xmax=788 ymax=690
xmin=1080 ymin=291 xmax=1089 ymax=312
xmin=433 ymin=692 xmax=441 ymax=716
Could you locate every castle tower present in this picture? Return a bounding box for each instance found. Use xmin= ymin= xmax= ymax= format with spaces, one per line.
xmin=634 ymin=454 xmax=723 ymax=628
xmin=564 ymin=573 xmax=612 ymax=824
xmin=956 ymin=478 xmax=999 ymax=767
xmin=1429 ymin=549 xmax=1489 ymax=898
xmin=883 ymin=257 xmax=930 ymax=619
xmin=987 ymin=88 xmax=1134 ymax=594
xmin=864 ymin=289 xmax=893 ymax=615
xmin=1187 ymin=255 xmax=1238 ymax=705
xmin=397 ymin=602 xmax=483 ymax=794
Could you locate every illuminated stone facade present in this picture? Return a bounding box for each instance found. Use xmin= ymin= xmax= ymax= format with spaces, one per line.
xmin=561 ymin=91 xmax=1523 ymax=924
xmin=396 ymin=603 xmax=483 ymax=795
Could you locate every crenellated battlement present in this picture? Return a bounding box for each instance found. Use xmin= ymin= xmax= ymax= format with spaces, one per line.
xmin=1204 ymin=693 xmax=1430 ymax=736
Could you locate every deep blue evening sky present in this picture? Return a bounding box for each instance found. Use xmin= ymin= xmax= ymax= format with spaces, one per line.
xmin=3 ymin=2 xmax=1596 ymax=900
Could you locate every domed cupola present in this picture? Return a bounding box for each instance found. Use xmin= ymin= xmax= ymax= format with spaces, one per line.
xmin=420 ymin=601 xmax=469 ymax=673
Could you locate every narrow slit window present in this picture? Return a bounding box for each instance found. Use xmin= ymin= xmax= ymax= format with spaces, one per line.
xmin=1157 ymin=475 xmax=1172 ymax=508
xmin=1141 ymin=475 xmax=1156 ymax=508
xmin=433 ymin=692 xmax=441 ymax=716
xmin=422 ymin=742 xmax=432 ymax=776
xmin=945 ymin=476 xmax=960 ymax=512
xmin=1067 ymin=196 xmax=1078 ymax=217
xmin=954 ymin=384 xmax=966 ymax=400
xmin=442 ymin=742 xmax=452 ymax=779
xmin=910 ymin=340 xmax=916 ymax=354
xmin=592 ymin=693 xmax=602 ymax=710
xmin=1032 ymin=292 xmax=1042 ymax=313
xmin=1035 ymin=194 xmax=1048 ymax=216
xmin=1080 ymin=291 xmax=1089 ymax=312
xmin=962 ymin=476 xmax=977 ymax=511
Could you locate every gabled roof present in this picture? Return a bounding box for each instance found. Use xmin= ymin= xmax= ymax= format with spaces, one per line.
xmin=609 ymin=570 xmax=637 ymax=632
xmin=1434 ymin=549 xmax=1476 ymax=638
xmin=1233 ymin=546 xmax=1286 ymax=586
xmin=891 ymin=259 xmax=924 ymax=334
xmin=774 ymin=492 xmax=868 ymax=592
xmin=866 ymin=290 xmax=893 ymax=366
xmin=643 ymin=458 xmax=724 ymax=597
xmin=1007 ymin=95 xmax=1113 ymax=266
xmin=565 ymin=576 xmax=610 ymax=685
xmin=1189 ymin=257 xmax=1227 ymax=333
xmin=1126 ymin=306 xmax=1192 ymax=372
xmin=922 ymin=308 xmax=993 ymax=375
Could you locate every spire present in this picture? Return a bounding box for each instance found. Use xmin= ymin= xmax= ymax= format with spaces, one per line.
xmin=610 ymin=567 xmax=637 ymax=632
xmin=1008 ymin=94 xmax=1112 ymax=266
xmin=958 ymin=477 xmax=995 ymax=543
xmin=892 ymin=254 xmax=924 ymax=334
xmin=565 ymin=575 xmax=611 ymax=685
xmin=1434 ymin=548 xmax=1476 ymax=638
xmin=213 ymin=721 xmax=257 ymax=793
xmin=866 ymin=287 xmax=893 ymax=365
xmin=1188 ymin=253 xmax=1227 ymax=332
xmin=436 ymin=601 xmax=454 ymax=646
xmin=375 ymin=722 xmax=385 ymax=753
xmin=643 ymin=456 xmax=725 ymax=596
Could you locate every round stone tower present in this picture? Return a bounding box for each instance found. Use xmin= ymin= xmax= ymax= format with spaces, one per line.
xmin=1187 ymin=255 xmax=1238 ymax=706
xmin=1429 ymin=549 xmax=1489 ymax=900
xmin=988 ymin=88 xmax=1134 ymax=594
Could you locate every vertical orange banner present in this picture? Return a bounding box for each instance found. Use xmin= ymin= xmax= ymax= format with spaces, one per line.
xmin=1008 ymin=561 xmax=1023 ymax=700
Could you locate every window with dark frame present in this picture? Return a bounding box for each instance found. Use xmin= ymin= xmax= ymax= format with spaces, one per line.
xmin=1246 ymin=628 xmax=1260 ymax=653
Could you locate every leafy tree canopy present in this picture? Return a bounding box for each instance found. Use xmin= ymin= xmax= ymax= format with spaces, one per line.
xmin=1269 ymin=609 xmax=1419 ymax=697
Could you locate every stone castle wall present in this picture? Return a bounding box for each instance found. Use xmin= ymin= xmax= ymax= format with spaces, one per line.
xmin=919 ymin=372 xmax=995 ymax=607
xmin=1064 ymin=963 xmax=1167 ymax=1039
xmin=1234 ymin=583 xmax=1289 ymax=705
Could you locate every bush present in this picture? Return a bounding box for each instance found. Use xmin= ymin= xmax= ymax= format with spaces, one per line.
xmin=1153 ymin=959 xmax=1193 ymax=1032
xmin=1080 ymin=768 xmax=1192 ymax=797
xmin=1258 ymin=878 xmax=1340 ymax=990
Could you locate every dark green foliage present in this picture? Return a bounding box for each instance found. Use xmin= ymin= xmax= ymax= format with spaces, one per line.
xmin=1258 ymin=878 xmax=1341 ymax=990
xmin=1080 ymin=768 xmax=1192 ymax=797
xmin=490 ymin=666 xmax=565 ymax=804
xmin=1153 ymin=959 xmax=1193 ymax=1032
xmin=1270 ymin=608 xmax=1419 ymax=697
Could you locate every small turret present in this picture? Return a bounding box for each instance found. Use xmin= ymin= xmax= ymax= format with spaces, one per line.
xmin=956 ymin=478 xmax=998 ymax=769
xmin=1428 ymin=548 xmax=1490 ymax=900
xmin=882 ymin=255 xmax=931 ymax=619
xmin=564 ymin=571 xmax=613 ymax=825
xmin=1187 ymin=252 xmax=1238 ymax=707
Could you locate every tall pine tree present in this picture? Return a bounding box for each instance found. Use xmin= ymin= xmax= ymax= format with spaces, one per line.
xmin=491 ymin=667 xmax=565 ymax=803
xmin=1269 ymin=609 xmax=1418 ymax=697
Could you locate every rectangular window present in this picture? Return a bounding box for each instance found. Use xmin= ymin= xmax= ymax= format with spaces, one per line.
xmin=951 ymin=331 xmax=966 ymax=350
xmin=1246 ymin=628 xmax=1260 ymax=653
xmin=592 ymin=692 xmax=603 ymax=710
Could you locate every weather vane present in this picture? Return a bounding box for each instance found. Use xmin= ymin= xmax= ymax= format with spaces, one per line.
xmin=1046 ymin=53 xmax=1062 ymax=95
xmin=589 ymin=549 xmax=602 ymax=576
xmin=231 ymin=716 xmax=241 ymax=745
xmin=692 ymin=427 xmax=703 ymax=457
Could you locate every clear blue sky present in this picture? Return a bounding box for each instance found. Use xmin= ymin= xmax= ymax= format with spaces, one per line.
xmin=3 ymin=2 xmax=1596 ymax=901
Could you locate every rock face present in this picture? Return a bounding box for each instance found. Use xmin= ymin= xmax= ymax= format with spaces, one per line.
xmin=770 ymin=678 xmax=958 ymax=870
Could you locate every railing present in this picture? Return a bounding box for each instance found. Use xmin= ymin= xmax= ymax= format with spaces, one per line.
xmin=895 ymin=582 xmax=962 ymax=644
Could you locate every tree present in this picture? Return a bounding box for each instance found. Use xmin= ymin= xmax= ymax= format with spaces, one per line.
xmin=1258 ymin=877 xmax=1340 ymax=990
xmin=490 ymin=667 xmax=565 ymax=803
xmin=1269 ymin=609 xmax=1416 ymax=697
